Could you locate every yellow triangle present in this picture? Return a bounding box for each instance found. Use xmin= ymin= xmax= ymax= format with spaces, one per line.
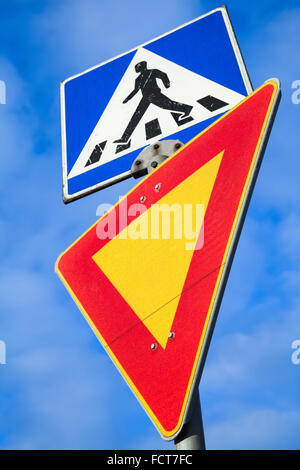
xmin=93 ymin=151 xmax=223 ymax=349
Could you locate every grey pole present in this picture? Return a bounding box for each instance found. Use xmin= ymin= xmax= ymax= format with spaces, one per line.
xmin=174 ymin=390 xmax=206 ymax=450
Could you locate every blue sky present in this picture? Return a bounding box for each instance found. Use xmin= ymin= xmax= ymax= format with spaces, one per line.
xmin=0 ymin=0 xmax=299 ymax=450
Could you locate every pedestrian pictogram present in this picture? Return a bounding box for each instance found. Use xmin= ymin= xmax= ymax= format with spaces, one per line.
xmin=56 ymin=80 xmax=280 ymax=438
xmin=61 ymin=7 xmax=252 ymax=202
xmin=113 ymin=60 xmax=194 ymax=150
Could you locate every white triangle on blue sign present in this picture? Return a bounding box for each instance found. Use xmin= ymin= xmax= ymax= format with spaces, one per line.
xmin=68 ymin=47 xmax=245 ymax=179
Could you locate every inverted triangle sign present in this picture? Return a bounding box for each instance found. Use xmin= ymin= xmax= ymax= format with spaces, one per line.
xmin=56 ymin=80 xmax=280 ymax=439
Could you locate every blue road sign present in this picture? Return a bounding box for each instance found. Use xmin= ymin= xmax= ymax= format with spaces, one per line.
xmin=61 ymin=6 xmax=252 ymax=203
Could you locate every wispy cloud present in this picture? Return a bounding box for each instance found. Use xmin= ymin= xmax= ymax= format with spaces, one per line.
xmin=32 ymin=0 xmax=200 ymax=76
xmin=0 ymin=0 xmax=300 ymax=450
xmin=206 ymin=409 xmax=300 ymax=450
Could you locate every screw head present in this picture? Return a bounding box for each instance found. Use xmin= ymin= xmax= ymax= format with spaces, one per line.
xmin=153 ymin=143 xmax=160 ymax=150
xmin=151 ymin=343 xmax=158 ymax=351
xmin=155 ymin=183 xmax=161 ymax=192
xmin=140 ymin=195 xmax=146 ymax=203
xmin=168 ymin=332 xmax=175 ymax=340
xmin=151 ymin=161 xmax=158 ymax=168
xmin=175 ymin=142 xmax=182 ymax=150
xmin=135 ymin=159 xmax=142 ymax=166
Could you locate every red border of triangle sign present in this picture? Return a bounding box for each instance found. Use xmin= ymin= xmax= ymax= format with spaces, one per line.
xmin=56 ymin=80 xmax=280 ymax=439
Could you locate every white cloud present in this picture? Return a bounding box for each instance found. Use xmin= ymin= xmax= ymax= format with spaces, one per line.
xmin=278 ymin=213 xmax=300 ymax=263
xmin=216 ymin=217 xmax=269 ymax=323
xmin=206 ymin=408 xmax=300 ymax=450
xmin=1 ymin=1 xmax=300 ymax=451
xmin=32 ymin=0 xmax=200 ymax=75
xmin=202 ymin=298 xmax=300 ymax=393
xmin=0 ymin=266 xmax=148 ymax=449
xmin=244 ymin=8 xmax=300 ymax=212
xmin=246 ymin=8 xmax=300 ymax=84
xmin=0 ymin=58 xmax=36 ymax=187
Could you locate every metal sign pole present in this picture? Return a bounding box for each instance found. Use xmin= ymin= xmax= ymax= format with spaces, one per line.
xmin=174 ymin=390 xmax=206 ymax=450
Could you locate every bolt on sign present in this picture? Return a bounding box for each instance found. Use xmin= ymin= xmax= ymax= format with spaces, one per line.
xmin=56 ymin=81 xmax=281 ymax=439
xmin=60 ymin=6 xmax=252 ymax=202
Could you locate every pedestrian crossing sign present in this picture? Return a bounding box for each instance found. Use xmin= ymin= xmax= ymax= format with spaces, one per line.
xmin=61 ymin=6 xmax=252 ymax=203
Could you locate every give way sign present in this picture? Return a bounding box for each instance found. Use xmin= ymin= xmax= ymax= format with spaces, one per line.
xmin=56 ymin=80 xmax=280 ymax=439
